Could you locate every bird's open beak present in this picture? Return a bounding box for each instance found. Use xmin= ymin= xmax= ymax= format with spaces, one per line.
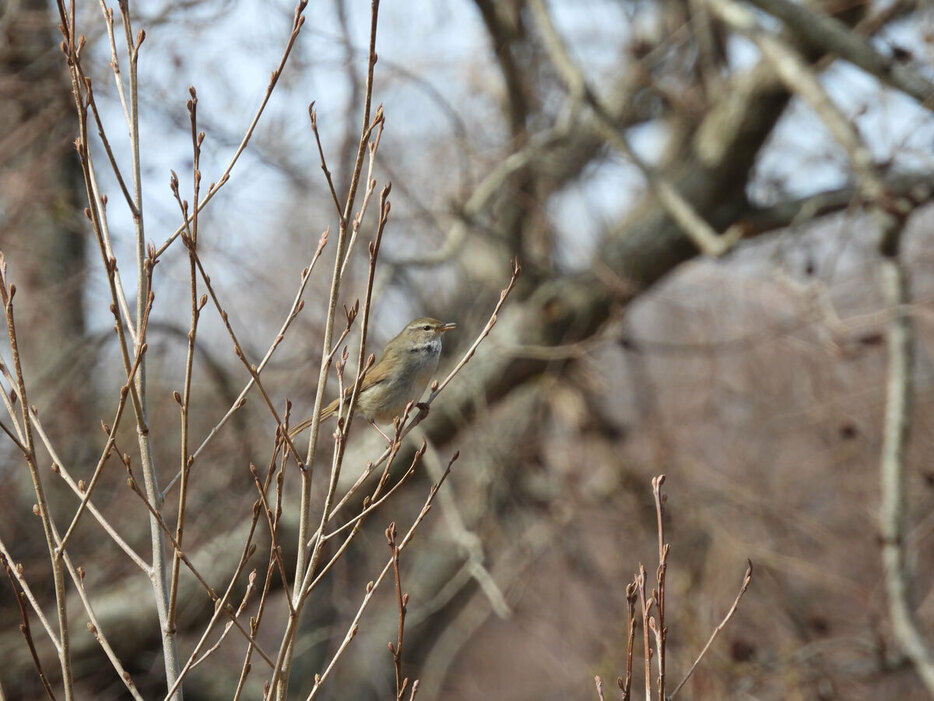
xmin=440 ymin=322 xmax=456 ymax=333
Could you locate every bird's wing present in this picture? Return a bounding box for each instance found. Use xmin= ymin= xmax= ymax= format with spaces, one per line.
xmin=336 ymin=366 xmax=382 ymax=400
xmin=289 ymin=361 xmax=388 ymax=438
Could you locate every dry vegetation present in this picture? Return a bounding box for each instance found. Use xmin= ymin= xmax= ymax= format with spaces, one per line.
xmin=1 ymin=0 xmax=934 ymax=699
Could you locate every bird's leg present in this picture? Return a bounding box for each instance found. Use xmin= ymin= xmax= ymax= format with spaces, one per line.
xmin=368 ymin=420 xmax=394 ymax=445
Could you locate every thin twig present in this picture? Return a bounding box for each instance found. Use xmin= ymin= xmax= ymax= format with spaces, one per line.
xmin=303 ymin=452 xmax=458 ymax=700
xmin=186 ymin=243 xmax=306 ymax=469
xmin=69 ymin=558 xmax=145 ymax=701
xmin=342 ymin=119 xmax=384 ymax=278
xmin=251 ymin=466 xmax=294 ymax=612
xmin=0 ymin=416 xmax=26 ymax=453
xmin=0 ymin=252 xmax=74 ymax=700
xmin=168 ymin=91 xmax=205 ymax=634
xmin=620 ymin=581 xmax=637 ymax=701
xmin=118 ymin=454 xmax=276 ymax=672
xmin=0 ymin=537 xmax=59 ymax=646
xmin=317 ymin=442 xmax=420 ymax=547
xmin=163 ymin=229 xmax=328 ymax=497
xmin=272 ymin=7 xmax=387 ymax=686
xmin=669 ymin=562 xmax=753 ymax=699
xmin=56 ymin=343 xmax=145 ymax=554
xmin=189 ymin=571 xmax=257 ymax=671
xmin=387 ymin=523 xmax=410 ymax=700
xmin=415 ymin=429 xmax=511 ymax=617
xmin=29 ymin=413 xmax=149 ymax=572
xmin=308 ymin=185 xmax=394 ymax=547
xmin=594 ymin=676 xmax=606 ymax=701
xmin=1 ymin=552 xmax=57 ymax=701
xmin=309 ymin=104 xmax=343 ymax=217
xmin=236 ymin=436 xmax=294 ymax=701
xmin=153 ymin=1 xmax=310 ymax=259
xmin=636 ymin=567 xmax=652 ymax=701
xmin=651 ymin=476 xmax=668 ymax=700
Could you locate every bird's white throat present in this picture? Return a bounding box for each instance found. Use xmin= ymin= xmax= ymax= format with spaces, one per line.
xmin=408 ymin=337 xmax=442 ymax=357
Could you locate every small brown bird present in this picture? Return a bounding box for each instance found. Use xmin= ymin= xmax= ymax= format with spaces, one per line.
xmin=290 ymin=317 xmax=456 ymax=441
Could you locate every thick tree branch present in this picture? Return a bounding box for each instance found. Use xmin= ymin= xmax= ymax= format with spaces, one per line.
xmin=746 ymin=0 xmax=934 ymax=110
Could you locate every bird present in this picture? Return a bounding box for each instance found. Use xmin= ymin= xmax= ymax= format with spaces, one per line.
xmin=289 ymin=317 xmax=456 ymax=442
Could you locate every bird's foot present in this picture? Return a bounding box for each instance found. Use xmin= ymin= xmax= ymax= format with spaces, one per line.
xmin=369 ymin=420 xmax=395 ymax=446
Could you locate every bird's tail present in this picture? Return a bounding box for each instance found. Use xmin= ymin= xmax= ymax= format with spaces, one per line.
xmin=288 ymin=401 xmax=337 ymax=439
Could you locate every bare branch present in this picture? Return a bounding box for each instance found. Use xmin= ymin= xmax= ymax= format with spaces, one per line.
xmin=746 ymin=0 xmax=934 ymax=109
xmin=669 ymin=562 xmax=754 ymax=699
xmin=878 ymin=222 xmax=934 ymax=692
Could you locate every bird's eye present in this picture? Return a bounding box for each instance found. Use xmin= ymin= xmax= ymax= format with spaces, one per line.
xmin=422 ymin=325 xmax=431 ymax=331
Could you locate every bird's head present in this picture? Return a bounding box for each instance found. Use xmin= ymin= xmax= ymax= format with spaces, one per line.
xmin=401 ymin=317 xmax=457 ymax=345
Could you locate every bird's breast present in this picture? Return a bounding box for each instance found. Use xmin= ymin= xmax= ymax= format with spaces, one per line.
xmin=402 ymin=341 xmax=441 ymax=384
xmin=358 ymin=340 xmax=442 ymax=423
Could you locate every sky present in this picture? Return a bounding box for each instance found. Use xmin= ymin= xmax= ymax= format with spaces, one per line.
xmin=77 ymin=0 xmax=934 ymax=342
